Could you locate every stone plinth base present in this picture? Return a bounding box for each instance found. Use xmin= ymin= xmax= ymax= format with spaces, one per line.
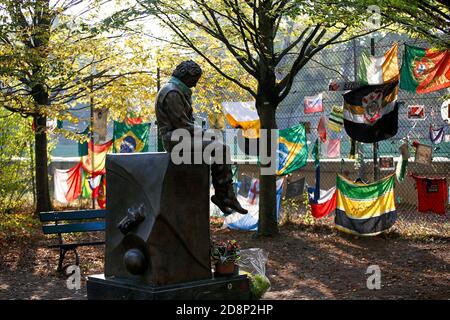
xmin=86 ymin=274 xmax=251 ymax=300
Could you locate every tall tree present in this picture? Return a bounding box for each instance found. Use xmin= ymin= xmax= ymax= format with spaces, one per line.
xmin=129 ymin=0 xmax=383 ymax=236
xmin=0 ymin=0 xmax=153 ymax=213
xmin=380 ymin=0 xmax=449 ymax=48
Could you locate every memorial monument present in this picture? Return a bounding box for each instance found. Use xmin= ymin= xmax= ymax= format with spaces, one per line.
xmin=86 ymin=61 xmax=250 ymax=300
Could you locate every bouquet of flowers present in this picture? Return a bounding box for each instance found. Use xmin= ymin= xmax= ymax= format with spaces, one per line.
xmin=210 ymin=239 xmax=240 ymax=265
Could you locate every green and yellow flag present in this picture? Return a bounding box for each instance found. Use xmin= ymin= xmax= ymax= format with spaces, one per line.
xmin=276 ymin=124 xmax=308 ymax=176
xmin=113 ymin=121 xmax=150 ymax=153
xmin=335 ymin=174 xmax=397 ymax=236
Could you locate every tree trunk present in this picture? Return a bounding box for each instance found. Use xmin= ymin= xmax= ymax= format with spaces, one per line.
xmin=33 ymin=114 xmax=52 ymax=213
xmin=255 ymin=2 xmax=280 ymax=237
xmin=256 ymin=84 xmax=279 ymax=237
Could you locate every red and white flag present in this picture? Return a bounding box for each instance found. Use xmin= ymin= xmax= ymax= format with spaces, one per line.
xmin=308 ymin=186 xmax=337 ymax=219
xmin=317 ymin=116 xmax=327 ymax=142
xmin=321 ymin=139 xmax=341 ymax=158
xmin=304 ymin=93 xmax=323 ymax=114
xmin=53 ymin=163 xmax=83 ymax=204
xmin=247 ymin=178 xmax=260 ymax=205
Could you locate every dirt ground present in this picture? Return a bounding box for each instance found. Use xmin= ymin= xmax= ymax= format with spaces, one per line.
xmin=0 ymin=218 xmax=448 ymax=300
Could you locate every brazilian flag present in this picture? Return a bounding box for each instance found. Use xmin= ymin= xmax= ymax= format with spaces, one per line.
xmin=276 ymin=124 xmax=308 ymax=175
xmin=113 ymin=121 xmax=150 ymax=153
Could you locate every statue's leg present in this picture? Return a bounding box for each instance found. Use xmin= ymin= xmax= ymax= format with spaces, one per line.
xmin=206 ymin=141 xmax=248 ymax=215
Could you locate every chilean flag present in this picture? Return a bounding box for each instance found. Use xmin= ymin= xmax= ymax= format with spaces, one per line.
xmin=308 ymin=186 xmax=337 ymax=219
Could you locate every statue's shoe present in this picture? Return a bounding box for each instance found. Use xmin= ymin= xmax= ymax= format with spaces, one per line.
xmin=225 ymin=199 xmax=248 ymax=215
xmin=217 ymin=196 xmax=248 ymax=215
xmin=211 ymin=195 xmax=234 ymax=216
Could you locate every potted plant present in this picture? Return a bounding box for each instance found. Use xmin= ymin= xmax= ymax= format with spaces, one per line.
xmin=210 ymin=239 xmax=240 ymax=276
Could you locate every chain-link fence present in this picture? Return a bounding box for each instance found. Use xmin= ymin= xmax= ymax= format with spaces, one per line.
xmin=203 ymin=32 xmax=449 ymax=238
xmin=50 ymin=32 xmax=449 ymax=238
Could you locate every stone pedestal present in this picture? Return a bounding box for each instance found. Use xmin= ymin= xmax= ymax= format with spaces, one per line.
xmin=87 ymin=274 xmax=251 ymax=300
xmin=104 ymin=152 xmax=211 ymax=286
xmin=87 ymin=152 xmax=251 ymax=300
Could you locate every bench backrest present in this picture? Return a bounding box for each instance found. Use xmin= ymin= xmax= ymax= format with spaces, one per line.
xmin=39 ymin=209 xmax=107 ymax=235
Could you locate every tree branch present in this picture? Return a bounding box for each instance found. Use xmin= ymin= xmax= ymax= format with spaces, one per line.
xmin=154 ymin=9 xmax=256 ymax=97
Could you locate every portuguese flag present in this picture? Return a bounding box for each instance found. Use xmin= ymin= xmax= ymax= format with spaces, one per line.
xmin=400 ymin=45 xmax=450 ymax=94
xmin=113 ymin=121 xmax=150 ymax=153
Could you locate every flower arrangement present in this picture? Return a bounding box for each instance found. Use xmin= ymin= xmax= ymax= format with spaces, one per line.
xmin=210 ymin=239 xmax=240 ymax=265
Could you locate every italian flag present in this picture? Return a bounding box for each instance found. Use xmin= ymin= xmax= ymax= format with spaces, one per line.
xmin=358 ymin=43 xmax=399 ymax=85
xmin=400 ymin=44 xmax=450 ymax=94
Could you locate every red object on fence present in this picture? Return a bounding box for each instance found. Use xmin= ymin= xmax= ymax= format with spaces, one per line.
xmin=410 ymin=174 xmax=448 ymax=215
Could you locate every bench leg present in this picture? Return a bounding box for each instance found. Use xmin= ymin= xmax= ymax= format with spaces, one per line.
xmin=57 ymin=247 xmax=80 ymax=272
xmin=57 ymin=248 xmax=80 ymax=272
xmin=73 ymin=248 xmax=80 ymax=267
xmin=57 ymin=248 xmax=67 ymax=273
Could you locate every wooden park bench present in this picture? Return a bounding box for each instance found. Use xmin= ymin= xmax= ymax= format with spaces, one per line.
xmin=39 ymin=209 xmax=106 ymax=272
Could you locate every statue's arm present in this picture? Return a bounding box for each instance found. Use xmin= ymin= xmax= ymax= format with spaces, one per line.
xmin=164 ymin=91 xmax=202 ymax=135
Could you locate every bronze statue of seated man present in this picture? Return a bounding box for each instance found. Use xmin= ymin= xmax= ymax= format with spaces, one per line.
xmin=155 ymin=60 xmax=248 ymax=216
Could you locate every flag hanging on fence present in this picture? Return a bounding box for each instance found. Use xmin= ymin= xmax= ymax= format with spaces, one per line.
xmin=308 ymin=139 xmax=337 ymax=218
xmin=328 ymin=106 xmax=344 ymax=132
xmin=304 ymin=93 xmax=323 ymax=114
xmin=65 ymin=163 xmax=83 ymax=202
xmin=276 ymin=124 xmax=308 ymax=176
xmin=317 ymin=116 xmax=327 ymax=142
xmin=247 ymin=178 xmax=260 ymax=205
xmin=53 ymin=163 xmax=83 ymax=203
xmin=81 ymin=171 xmax=102 ymax=199
xmin=410 ymin=174 xmax=448 ymax=215
xmin=358 ymin=43 xmax=399 ymax=85
xmin=335 ymin=174 xmax=397 ymax=236
xmin=321 ymin=138 xmax=341 ymax=159
xmin=81 ymin=140 xmax=113 ymax=175
xmin=54 ymin=163 xmax=102 ymax=203
xmin=54 ymin=168 xmax=70 ymax=204
xmin=429 ymin=125 xmax=445 ymax=144
xmin=400 ymin=45 xmax=450 ymax=94
xmin=222 ymin=101 xmax=260 ymax=138
xmin=308 ymin=186 xmax=337 ymax=219
xmin=343 ymin=81 xmax=399 ymax=143
xmin=125 ymin=109 xmax=143 ymax=125
xmin=77 ymin=126 xmax=90 ymax=157
xmin=113 ymin=121 xmax=150 ymax=153
xmin=223 ymin=178 xmax=284 ymax=231
xmin=97 ymin=175 xmax=107 ymax=209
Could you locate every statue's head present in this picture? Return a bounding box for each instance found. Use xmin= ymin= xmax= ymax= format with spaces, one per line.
xmin=172 ymin=60 xmax=202 ymax=88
